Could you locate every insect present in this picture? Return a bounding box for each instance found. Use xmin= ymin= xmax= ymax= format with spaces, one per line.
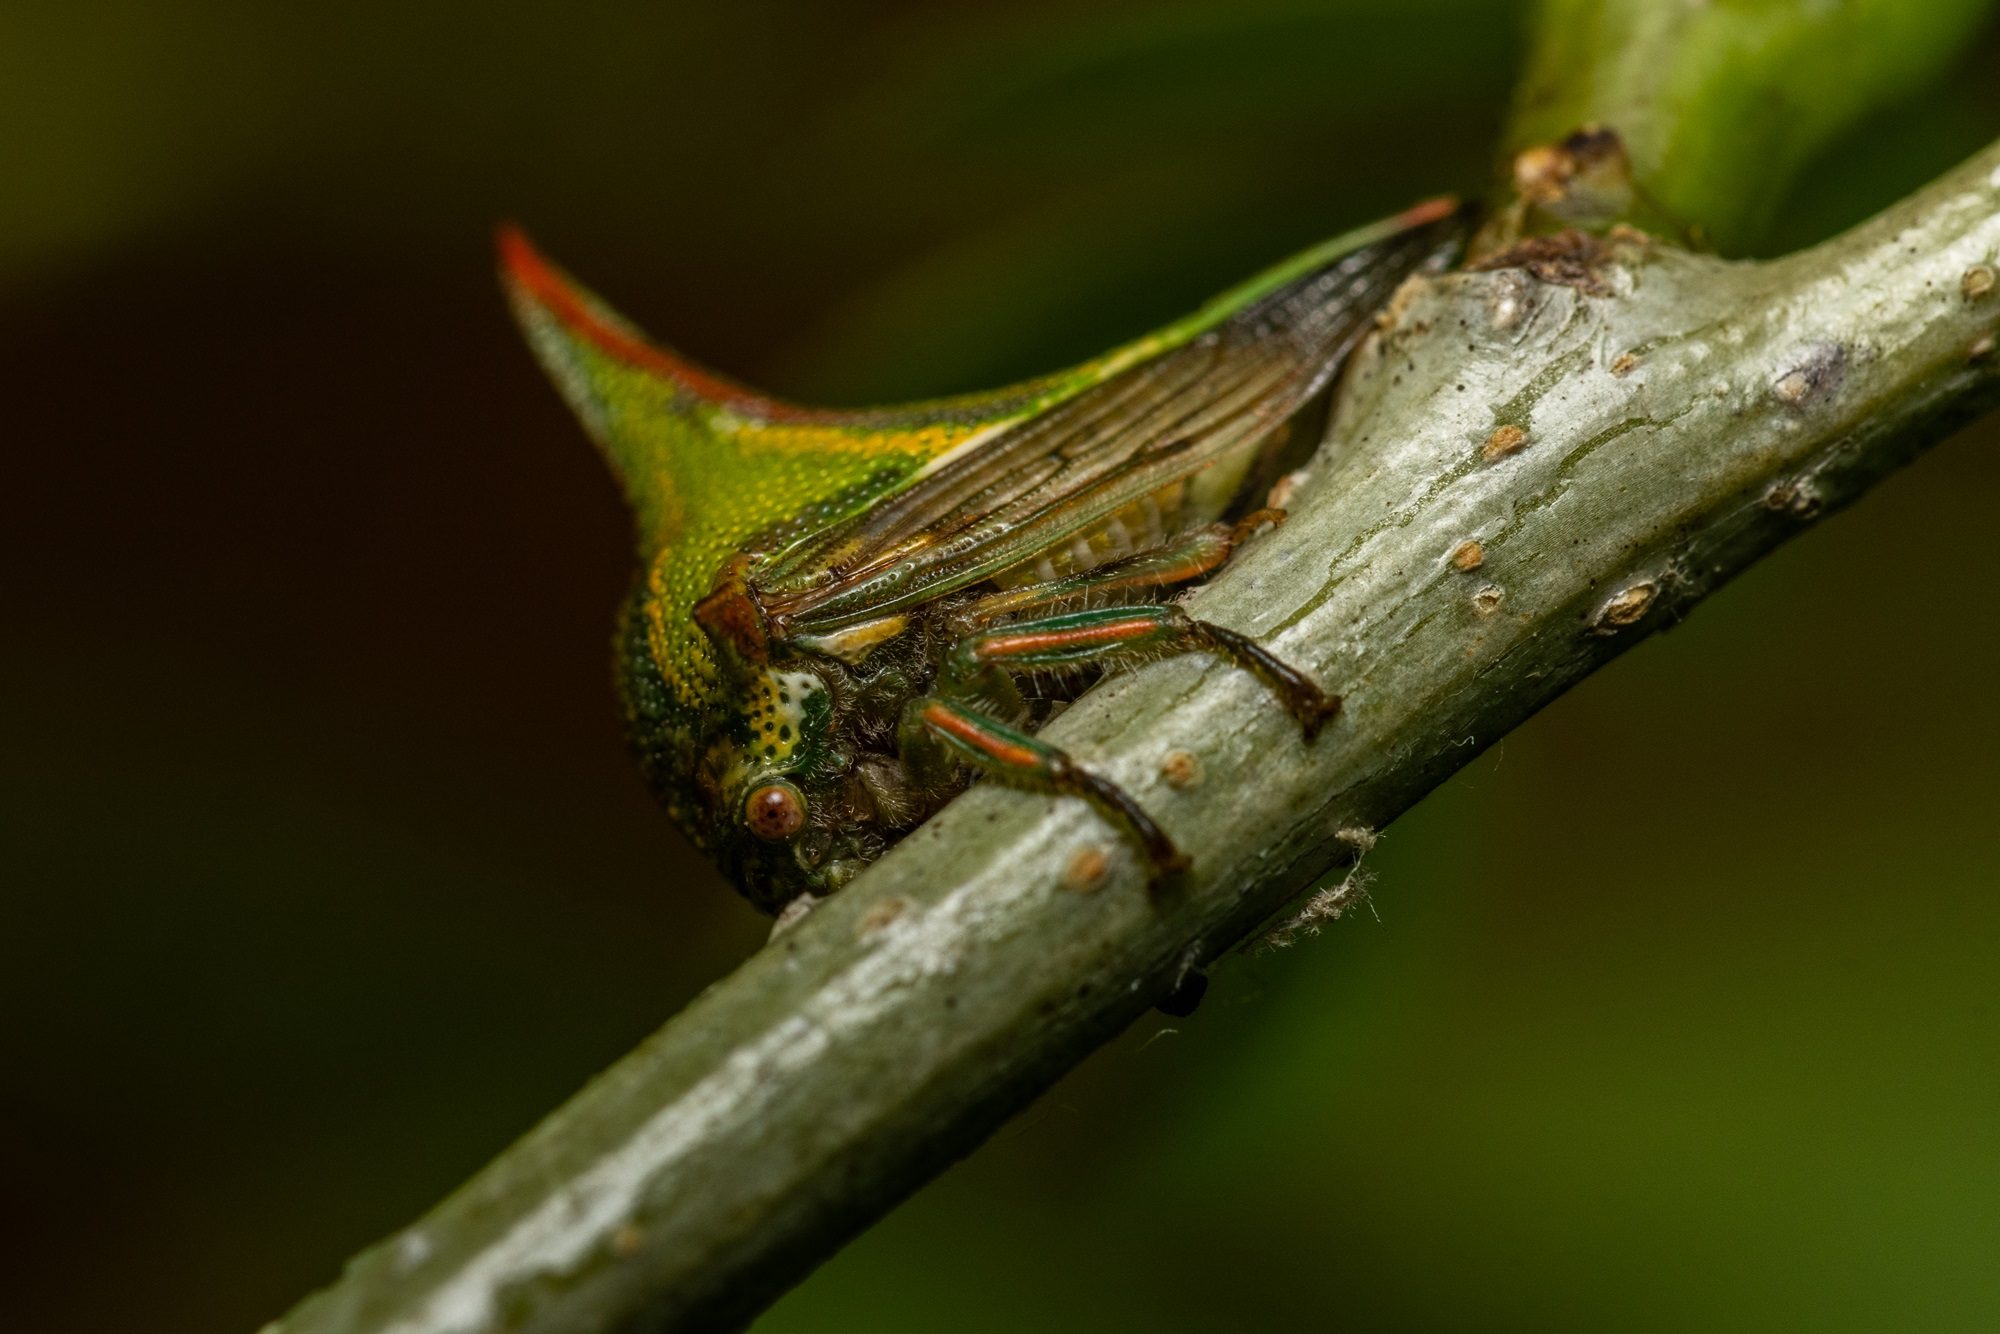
xmin=502 ymin=199 xmax=1466 ymax=915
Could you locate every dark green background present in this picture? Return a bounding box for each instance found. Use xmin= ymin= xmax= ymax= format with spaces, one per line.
xmin=7 ymin=3 xmax=1999 ymax=1330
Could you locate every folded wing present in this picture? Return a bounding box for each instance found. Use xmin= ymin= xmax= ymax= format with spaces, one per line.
xmin=755 ymin=203 xmax=1468 ymax=638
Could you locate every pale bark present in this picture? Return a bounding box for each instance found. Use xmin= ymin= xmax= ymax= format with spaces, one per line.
xmin=271 ymin=136 xmax=2000 ymax=1334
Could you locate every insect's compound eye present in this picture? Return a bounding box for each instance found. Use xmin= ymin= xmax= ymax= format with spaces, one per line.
xmin=744 ymin=781 xmax=806 ymax=841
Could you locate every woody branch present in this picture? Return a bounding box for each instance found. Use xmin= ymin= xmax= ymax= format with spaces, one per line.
xmin=271 ymin=5 xmax=2000 ymax=1332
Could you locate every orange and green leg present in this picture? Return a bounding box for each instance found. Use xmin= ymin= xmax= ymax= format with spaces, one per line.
xmin=898 ymin=696 xmax=1187 ymax=878
xmin=937 ymin=603 xmax=1340 ymax=739
xmin=899 ymin=598 xmax=1339 ymax=880
xmin=950 ymin=510 xmax=1286 ymax=631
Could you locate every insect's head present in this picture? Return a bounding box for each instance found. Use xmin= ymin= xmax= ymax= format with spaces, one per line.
xmin=702 ymin=663 xmax=871 ymax=907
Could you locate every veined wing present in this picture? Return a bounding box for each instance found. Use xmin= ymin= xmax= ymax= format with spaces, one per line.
xmin=756 ymin=203 xmax=1468 ymax=638
xmin=504 ymin=198 xmax=1462 ymax=706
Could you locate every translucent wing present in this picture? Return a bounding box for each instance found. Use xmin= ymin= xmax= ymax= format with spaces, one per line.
xmin=503 ymin=198 xmax=1462 ymax=705
xmin=754 ymin=204 xmax=1468 ymax=639
xmin=503 ymin=228 xmax=1188 ymax=706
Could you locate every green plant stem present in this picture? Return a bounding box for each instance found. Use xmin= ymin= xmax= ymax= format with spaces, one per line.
xmin=268 ymin=7 xmax=2000 ymax=1329
xmin=1505 ymin=0 xmax=1997 ymax=250
xmin=270 ymin=135 xmax=2000 ymax=1334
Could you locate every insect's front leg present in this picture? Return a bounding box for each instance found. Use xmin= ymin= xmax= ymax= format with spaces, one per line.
xmin=897 ymin=694 xmax=1188 ymax=881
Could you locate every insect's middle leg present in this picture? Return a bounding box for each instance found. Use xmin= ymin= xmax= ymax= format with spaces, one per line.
xmin=895 ymin=519 xmax=1336 ymax=880
xmin=938 ymin=603 xmax=1341 ymax=739
xmin=897 ymin=694 xmax=1188 ymax=879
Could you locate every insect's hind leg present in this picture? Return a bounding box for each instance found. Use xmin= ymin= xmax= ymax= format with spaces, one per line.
xmin=937 ymin=603 xmax=1341 ymax=740
xmin=898 ymin=695 xmax=1188 ymax=880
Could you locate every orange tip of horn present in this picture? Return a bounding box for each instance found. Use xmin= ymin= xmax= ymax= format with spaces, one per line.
xmin=1394 ymin=195 xmax=1462 ymax=229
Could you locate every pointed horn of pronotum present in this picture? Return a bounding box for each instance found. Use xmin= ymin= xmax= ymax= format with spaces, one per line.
xmin=498 ymin=199 xmax=1468 ymax=564
xmin=497 ymin=225 xmax=818 ymax=545
xmin=496 ymin=225 xmax=799 ymax=414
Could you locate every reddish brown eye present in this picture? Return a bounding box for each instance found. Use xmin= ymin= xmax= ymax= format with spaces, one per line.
xmin=744 ymin=782 xmax=806 ymax=841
